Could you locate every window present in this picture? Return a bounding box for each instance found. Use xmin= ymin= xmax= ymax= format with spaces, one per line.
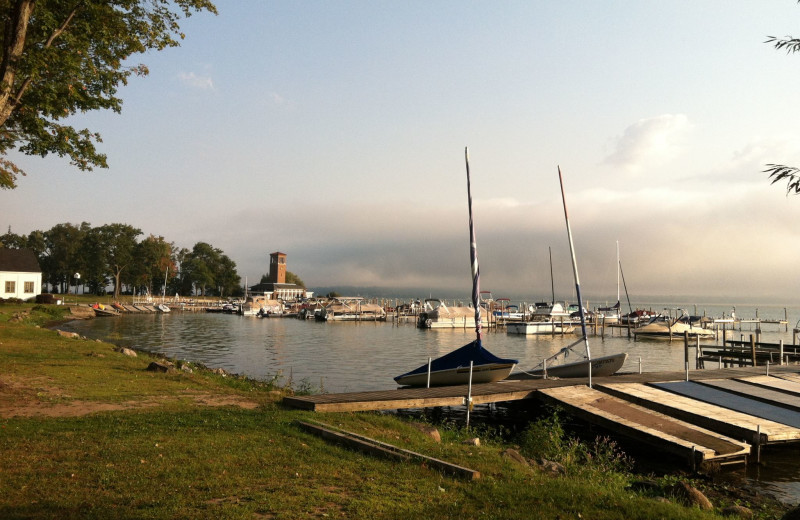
xmin=24 ymin=281 xmax=34 ymax=293
xmin=5 ymin=281 xmax=15 ymax=293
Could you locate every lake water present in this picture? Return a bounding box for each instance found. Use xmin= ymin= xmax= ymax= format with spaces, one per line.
xmin=63 ymin=302 xmax=800 ymax=504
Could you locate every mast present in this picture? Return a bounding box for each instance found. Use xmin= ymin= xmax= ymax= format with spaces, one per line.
xmin=616 ymin=240 xmax=620 ymax=303
xmin=465 ymin=147 xmax=482 ymax=343
xmin=549 ymin=246 xmax=555 ymax=304
xmin=557 ymin=166 xmax=590 ymax=358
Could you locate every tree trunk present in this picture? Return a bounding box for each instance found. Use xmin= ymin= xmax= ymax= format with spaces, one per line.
xmin=0 ymin=0 xmax=35 ymax=126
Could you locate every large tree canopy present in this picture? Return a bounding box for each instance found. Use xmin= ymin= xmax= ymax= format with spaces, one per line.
xmin=0 ymin=0 xmax=217 ymax=189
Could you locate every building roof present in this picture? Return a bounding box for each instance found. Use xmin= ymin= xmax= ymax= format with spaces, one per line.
xmin=0 ymin=248 xmax=41 ymax=273
xmin=270 ymin=251 xmax=286 ymax=256
xmin=249 ymin=282 xmax=303 ymax=292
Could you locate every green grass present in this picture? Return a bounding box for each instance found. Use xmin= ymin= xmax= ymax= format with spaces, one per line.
xmin=0 ymin=302 xmax=789 ymax=519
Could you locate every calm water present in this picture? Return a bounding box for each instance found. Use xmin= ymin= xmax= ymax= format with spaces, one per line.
xmin=63 ymin=302 xmax=800 ymax=504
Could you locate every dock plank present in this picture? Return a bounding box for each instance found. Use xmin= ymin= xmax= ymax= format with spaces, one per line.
xmin=653 ymin=381 xmax=800 ymax=429
xmin=598 ymin=383 xmax=800 ymax=444
xmin=696 ymin=379 xmax=800 ymax=412
xmin=538 ymin=386 xmax=749 ymax=464
xmin=734 ymin=375 xmax=800 ymax=396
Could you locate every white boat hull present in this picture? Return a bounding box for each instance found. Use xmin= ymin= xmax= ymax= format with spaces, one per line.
xmin=510 ymin=353 xmax=628 ymax=379
xmin=506 ymin=321 xmax=575 ymax=335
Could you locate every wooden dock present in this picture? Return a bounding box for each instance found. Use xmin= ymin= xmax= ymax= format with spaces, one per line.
xmin=284 ymin=365 xmax=800 ymax=468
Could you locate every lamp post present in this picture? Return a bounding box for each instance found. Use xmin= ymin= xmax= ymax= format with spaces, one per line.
xmin=74 ymin=273 xmax=80 ymax=304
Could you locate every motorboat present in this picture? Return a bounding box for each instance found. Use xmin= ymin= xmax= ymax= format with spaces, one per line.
xmin=506 ymin=319 xmax=574 ymax=335
xmin=315 ymin=297 xmax=386 ymax=321
xmin=633 ymin=314 xmax=716 ymax=340
xmin=417 ymin=298 xmax=485 ymax=329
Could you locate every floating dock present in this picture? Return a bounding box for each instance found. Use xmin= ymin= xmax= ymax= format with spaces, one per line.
xmin=284 ymin=365 xmax=800 ymax=468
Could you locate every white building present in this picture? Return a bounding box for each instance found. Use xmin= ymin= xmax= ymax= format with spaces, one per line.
xmin=0 ymin=248 xmax=42 ymax=301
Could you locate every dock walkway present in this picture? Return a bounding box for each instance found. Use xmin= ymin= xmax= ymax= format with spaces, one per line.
xmin=284 ymin=365 xmax=800 ymax=468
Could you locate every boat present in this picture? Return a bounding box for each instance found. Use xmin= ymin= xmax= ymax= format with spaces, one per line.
xmin=417 ymin=298 xmax=486 ymax=329
xmin=506 ymin=320 xmax=574 ymax=335
xmin=92 ymin=303 xmax=119 ymax=317
xmin=315 ymin=297 xmax=386 ymax=321
xmin=239 ymin=295 xmax=283 ymax=316
xmin=394 ymin=148 xmax=517 ymax=387
xmin=394 ymin=339 xmax=517 ymax=386
xmin=632 ymin=314 xmax=717 ymax=340
xmin=510 ymin=167 xmax=627 ymax=380
xmin=156 ymin=303 xmax=170 ymax=313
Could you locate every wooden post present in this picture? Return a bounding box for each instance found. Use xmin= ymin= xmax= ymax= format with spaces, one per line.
xmin=780 ymin=340 xmax=785 ymax=366
xmin=750 ymin=334 xmax=757 ymax=367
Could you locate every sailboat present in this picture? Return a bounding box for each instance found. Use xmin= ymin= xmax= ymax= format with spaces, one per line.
xmin=510 ymin=167 xmax=627 ymax=379
xmin=597 ymin=241 xmax=622 ymax=324
xmin=394 ymin=149 xmax=518 ymax=387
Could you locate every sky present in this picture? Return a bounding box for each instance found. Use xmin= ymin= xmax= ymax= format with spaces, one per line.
xmin=4 ymin=1 xmax=800 ymax=304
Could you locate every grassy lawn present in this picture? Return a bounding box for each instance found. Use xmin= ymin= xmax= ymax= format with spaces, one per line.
xmin=0 ymin=302 xmax=788 ymax=519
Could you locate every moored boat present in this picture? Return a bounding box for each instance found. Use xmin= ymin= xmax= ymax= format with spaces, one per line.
xmin=633 ymin=314 xmax=716 ymax=340
xmin=394 ymin=148 xmax=517 ymax=387
xmin=417 ymin=298 xmax=485 ymax=329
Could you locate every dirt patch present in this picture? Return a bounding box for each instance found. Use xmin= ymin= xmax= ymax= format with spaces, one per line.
xmin=0 ymin=376 xmax=263 ymax=418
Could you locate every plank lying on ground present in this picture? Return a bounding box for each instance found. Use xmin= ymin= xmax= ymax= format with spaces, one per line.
xmin=297 ymin=421 xmax=480 ymax=480
xmin=538 ymin=386 xmax=749 ymax=466
xmin=598 ymin=383 xmax=800 ymax=444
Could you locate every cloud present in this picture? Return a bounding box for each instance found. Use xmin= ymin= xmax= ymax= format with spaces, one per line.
xmin=178 ymin=71 xmax=214 ymax=90
xmin=603 ymin=114 xmax=691 ymax=172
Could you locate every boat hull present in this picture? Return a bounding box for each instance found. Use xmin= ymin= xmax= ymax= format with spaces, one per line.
xmin=506 ymin=321 xmax=575 ymax=335
xmin=394 ymin=362 xmax=516 ymax=387
xmin=510 ymin=353 xmax=628 ymax=379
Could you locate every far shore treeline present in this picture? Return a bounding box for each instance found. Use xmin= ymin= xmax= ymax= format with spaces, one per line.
xmin=1 ymin=223 xmax=242 ymax=299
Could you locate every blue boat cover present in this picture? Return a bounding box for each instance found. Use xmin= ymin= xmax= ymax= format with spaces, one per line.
xmin=394 ymin=339 xmax=518 ymax=382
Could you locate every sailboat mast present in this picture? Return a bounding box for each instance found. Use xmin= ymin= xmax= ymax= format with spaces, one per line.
xmin=616 ymin=241 xmax=620 ymax=303
xmin=465 ymin=147 xmax=482 ymax=342
xmin=549 ymin=246 xmax=555 ymax=304
xmin=557 ymin=166 xmax=590 ymax=356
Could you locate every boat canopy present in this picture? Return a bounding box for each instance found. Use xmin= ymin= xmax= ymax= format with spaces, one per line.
xmin=394 ymin=340 xmax=518 ymax=383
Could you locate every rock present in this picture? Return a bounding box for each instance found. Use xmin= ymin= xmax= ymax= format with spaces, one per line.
xmin=536 ymin=458 xmax=567 ymax=476
xmin=180 ymin=365 xmax=193 ymax=373
xmin=782 ymin=506 xmax=800 ymax=520
xmin=500 ymin=448 xmax=530 ymax=467
xmin=57 ymin=330 xmax=80 ymax=339
xmin=211 ymin=368 xmax=227 ymax=377
xmin=721 ymin=505 xmax=753 ymax=518
xmin=410 ymin=423 xmax=441 ymax=443
xmin=115 ymin=347 xmax=137 ymax=357
xmin=146 ymin=361 xmax=172 ymax=373
xmin=463 ymin=437 xmax=480 ymax=446
xmin=671 ymin=482 xmax=713 ymax=510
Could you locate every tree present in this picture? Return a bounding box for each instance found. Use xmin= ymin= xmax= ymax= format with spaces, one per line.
xmin=765 ymin=30 xmax=800 ymax=193
xmin=133 ymin=235 xmax=175 ymax=297
xmin=285 ymin=271 xmax=306 ymax=288
xmin=0 ymin=0 xmax=217 ymax=189
xmin=93 ymin=223 xmax=142 ymax=298
xmin=0 ymin=226 xmax=26 ymax=248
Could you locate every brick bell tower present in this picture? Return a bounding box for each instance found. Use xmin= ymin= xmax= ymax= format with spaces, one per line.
xmin=268 ymin=252 xmax=286 ymax=284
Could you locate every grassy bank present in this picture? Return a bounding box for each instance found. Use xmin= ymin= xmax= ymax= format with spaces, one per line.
xmin=0 ymin=303 xmax=788 ymax=519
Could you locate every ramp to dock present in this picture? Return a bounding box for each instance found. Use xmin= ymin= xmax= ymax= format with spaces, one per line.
xmin=733 ymin=375 xmax=800 ymax=396
xmin=598 ymin=382 xmax=800 ymax=444
xmin=538 ymin=385 xmax=749 ymax=466
xmin=653 ymin=381 xmax=800 ymax=429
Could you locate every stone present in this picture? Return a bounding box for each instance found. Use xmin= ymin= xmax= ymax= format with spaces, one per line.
xmin=536 ymin=458 xmax=567 ymax=476
xmin=410 ymin=423 xmax=441 ymax=443
xmin=500 ymin=448 xmax=530 ymax=467
xmin=115 ymin=347 xmax=137 ymax=357
xmin=463 ymin=437 xmax=480 ymax=446
xmin=782 ymin=506 xmax=800 ymax=520
xmin=57 ymin=330 xmax=80 ymax=339
xmin=671 ymin=482 xmax=712 ymax=510
xmin=721 ymin=505 xmax=753 ymax=518
xmin=146 ymin=361 xmax=172 ymax=373
xmin=181 ymin=365 xmax=193 ymax=373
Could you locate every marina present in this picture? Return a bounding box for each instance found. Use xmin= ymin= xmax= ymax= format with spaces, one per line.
xmin=62 ymin=302 xmax=800 ymax=502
